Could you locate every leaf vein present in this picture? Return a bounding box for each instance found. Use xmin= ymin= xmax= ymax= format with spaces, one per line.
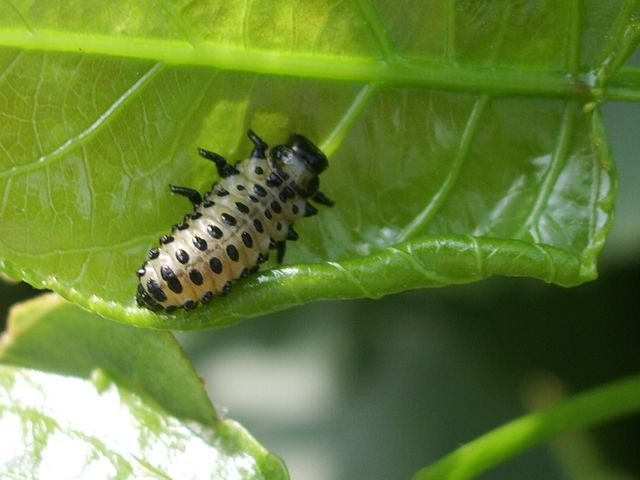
xmin=567 ymin=0 xmax=582 ymax=74
xmin=516 ymin=102 xmax=575 ymax=241
xmin=0 ymin=49 xmax=22 ymax=84
xmin=327 ymin=260 xmax=374 ymax=298
xmin=0 ymin=62 xmax=164 ymax=179
xmin=396 ymin=94 xmax=491 ymax=242
xmin=3 ymin=0 xmax=32 ymax=34
xmin=592 ymin=0 xmax=637 ymax=72
xmin=534 ymin=243 xmax=557 ymax=283
xmin=388 ymin=246 xmax=450 ymax=285
xmin=145 ymin=71 xmax=219 ymax=179
xmin=0 ymin=31 xmax=584 ymax=98
xmin=486 ymin=2 xmax=513 ymax=65
xmin=321 ymin=83 xmax=377 ymax=157
xmin=445 ymin=0 xmax=456 ymax=62
xmin=468 ymin=235 xmax=484 ymax=278
xmin=154 ymin=0 xmax=200 ymax=48
xmin=355 ymin=0 xmax=398 ymax=63
xmin=31 ymin=58 xmax=45 ymax=155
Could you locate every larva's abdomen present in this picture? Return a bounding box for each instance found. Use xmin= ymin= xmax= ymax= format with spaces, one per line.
xmin=135 ymin=134 xmax=327 ymax=314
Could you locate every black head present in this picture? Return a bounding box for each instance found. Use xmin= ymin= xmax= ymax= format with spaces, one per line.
xmin=287 ymin=134 xmax=328 ymax=174
xmin=268 ymin=134 xmax=328 ymax=198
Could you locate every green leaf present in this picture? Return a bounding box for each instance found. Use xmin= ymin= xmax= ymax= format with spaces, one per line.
xmin=0 ymin=365 xmax=287 ymax=479
xmin=0 ymin=293 xmax=214 ymax=423
xmin=0 ymin=2 xmax=638 ymax=328
xmin=0 ymin=294 xmax=287 ymax=479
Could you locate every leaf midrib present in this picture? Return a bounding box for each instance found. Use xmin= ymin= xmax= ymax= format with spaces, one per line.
xmin=1 ymin=29 xmax=590 ymax=99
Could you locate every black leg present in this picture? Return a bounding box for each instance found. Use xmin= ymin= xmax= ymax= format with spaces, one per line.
xmin=304 ymin=202 xmax=318 ymax=217
xmin=247 ymin=129 xmax=268 ymax=159
xmin=287 ymin=226 xmax=298 ymax=241
xmin=312 ymin=191 xmax=335 ymax=207
xmin=169 ymin=185 xmax=202 ymax=207
xmin=198 ymin=148 xmax=239 ymax=178
xmin=276 ymin=241 xmax=286 ymax=264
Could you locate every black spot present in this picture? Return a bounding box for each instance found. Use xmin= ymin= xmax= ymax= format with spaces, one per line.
xmin=136 ymin=267 xmax=146 ymax=277
xmin=253 ymin=218 xmax=264 ymax=233
xmin=278 ymin=191 xmax=288 ymax=203
xmin=209 ymin=257 xmax=223 ymax=274
xmin=165 ymin=305 xmax=177 ymax=313
xmin=292 ymin=204 xmax=299 ymax=214
xmin=255 ymin=166 xmax=264 ymax=175
xmin=270 ymin=200 xmax=282 ymax=214
xmin=240 ymin=267 xmax=249 ymax=278
xmin=189 ymin=269 xmax=204 ymax=285
xmin=267 ymin=173 xmax=282 ymax=187
xmin=241 ymin=231 xmax=253 ymax=248
xmin=193 ymin=236 xmax=208 ymax=251
xmin=216 ymin=189 xmax=229 ymax=197
xmin=207 ymin=224 xmax=223 ymax=239
xmin=257 ymin=253 xmax=268 ymax=264
xmin=235 ymin=202 xmax=250 ymax=214
xmin=269 ymin=238 xmax=276 ymax=249
xmin=264 ymin=209 xmax=272 ymax=220
xmin=276 ymin=222 xmax=282 ymax=231
xmin=161 ymin=265 xmax=183 ymax=294
xmin=236 ymin=184 xmax=245 ymax=191
xmin=148 ymin=248 xmax=160 ymax=259
xmin=222 ymin=281 xmax=232 ymax=295
xmin=183 ymin=300 xmax=197 ymax=311
xmin=188 ymin=212 xmax=202 ymax=220
xmin=176 ymin=249 xmax=189 ymax=264
xmin=222 ymin=213 xmax=237 ymax=226
xmin=173 ymin=223 xmax=189 ymax=231
xmin=253 ymin=184 xmax=267 ymax=197
xmin=201 ymin=291 xmax=213 ymax=304
xmin=226 ymin=244 xmax=240 ymax=262
xmin=160 ymin=235 xmax=174 ymax=245
xmin=282 ymin=186 xmax=295 ymax=199
xmin=147 ymin=279 xmax=167 ymax=302
xmin=137 ymin=284 xmax=163 ymax=311
xmin=203 ymin=200 xmax=215 ymax=208
xmin=249 ymin=195 xmax=259 ymax=203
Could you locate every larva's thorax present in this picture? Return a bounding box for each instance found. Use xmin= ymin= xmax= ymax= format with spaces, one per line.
xmin=135 ymin=131 xmax=332 ymax=313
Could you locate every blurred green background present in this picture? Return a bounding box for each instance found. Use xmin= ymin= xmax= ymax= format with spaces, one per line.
xmin=1 ymin=79 xmax=639 ymax=480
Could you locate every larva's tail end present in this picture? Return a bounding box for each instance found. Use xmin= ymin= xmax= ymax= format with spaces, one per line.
xmin=136 ymin=284 xmax=164 ymax=312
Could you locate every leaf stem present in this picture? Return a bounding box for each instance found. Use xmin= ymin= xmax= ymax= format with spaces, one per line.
xmin=605 ymin=66 xmax=640 ymax=102
xmin=412 ymin=373 xmax=640 ymax=480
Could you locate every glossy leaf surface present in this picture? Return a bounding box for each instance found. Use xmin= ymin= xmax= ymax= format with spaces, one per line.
xmin=0 ymin=1 xmax=638 ymax=328
xmin=0 ymin=293 xmax=214 ymax=423
xmin=0 ymin=294 xmax=287 ymax=479
xmin=0 ymin=366 xmax=286 ymax=479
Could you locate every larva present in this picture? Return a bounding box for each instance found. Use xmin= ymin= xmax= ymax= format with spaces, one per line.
xmin=136 ymin=130 xmax=333 ymax=312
